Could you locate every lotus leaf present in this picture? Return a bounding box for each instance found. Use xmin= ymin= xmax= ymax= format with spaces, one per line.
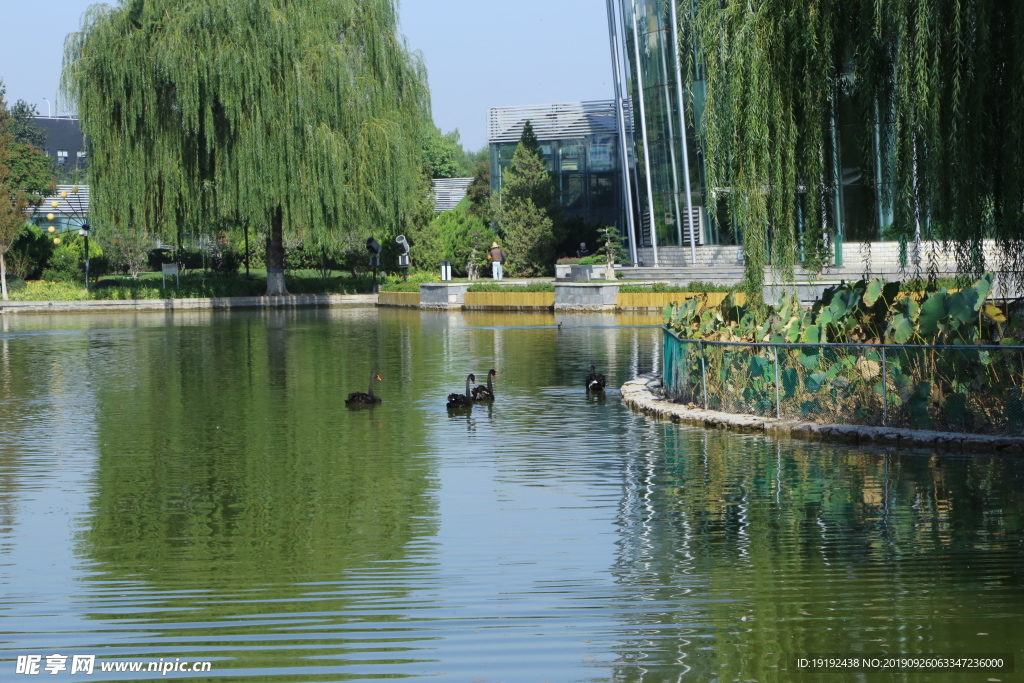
xmin=918 ymin=291 xmax=948 ymax=335
xmin=805 ymin=372 xmax=827 ymax=393
xmin=974 ymin=273 xmax=993 ymax=307
xmin=863 ymin=279 xmax=884 ymax=306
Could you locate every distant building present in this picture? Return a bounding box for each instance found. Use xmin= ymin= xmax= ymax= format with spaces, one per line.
xmin=431 ymin=178 xmax=473 ymax=212
xmin=32 ymin=117 xmax=87 ymax=170
xmin=488 ymin=101 xmax=626 ymax=232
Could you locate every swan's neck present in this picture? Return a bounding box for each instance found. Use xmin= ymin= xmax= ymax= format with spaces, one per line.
xmin=465 ymin=376 xmax=473 ymax=397
xmin=487 ymin=373 xmax=493 ymax=393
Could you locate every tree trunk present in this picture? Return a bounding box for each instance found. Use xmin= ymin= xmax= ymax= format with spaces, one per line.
xmin=0 ymin=250 xmax=8 ymax=301
xmin=265 ymin=205 xmax=288 ymax=296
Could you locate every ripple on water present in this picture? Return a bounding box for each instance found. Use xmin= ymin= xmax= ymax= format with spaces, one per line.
xmin=0 ymin=309 xmax=1022 ymax=682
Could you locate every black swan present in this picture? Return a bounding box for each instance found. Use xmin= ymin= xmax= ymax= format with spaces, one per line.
xmin=586 ymin=365 xmax=606 ymax=391
xmin=447 ymin=374 xmax=476 ymax=408
xmin=472 ymin=369 xmax=497 ymax=401
xmin=346 ymin=373 xmax=383 ymax=406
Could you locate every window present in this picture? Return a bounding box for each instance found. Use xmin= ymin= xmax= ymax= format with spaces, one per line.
xmin=77 ymin=150 xmax=87 ymax=160
xmin=57 ymin=150 xmax=68 ymax=164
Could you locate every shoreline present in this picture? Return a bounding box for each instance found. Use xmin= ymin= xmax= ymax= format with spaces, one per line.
xmin=620 ymin=373 xmax=1024 ymax=455
xmin=0 ymin=293 xmax=377 ymax=314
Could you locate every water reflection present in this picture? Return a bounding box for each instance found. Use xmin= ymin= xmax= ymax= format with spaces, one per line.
xmin=610 ymin=428 xmax=1024 ymax=681
xmin=0 ymin=309 xmax=1021 ymax=682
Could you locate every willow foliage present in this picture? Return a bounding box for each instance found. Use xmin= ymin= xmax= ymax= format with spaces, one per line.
xmin=687 ymin=0 xmax=1024 ymax=299
xmin=63 ymin=0 xmax=430 ymax=293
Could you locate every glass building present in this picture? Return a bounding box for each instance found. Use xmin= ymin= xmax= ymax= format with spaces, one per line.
xmin=488 ymin=101 xmax=627 ymax=235
xmin=608 ymin=0 xmax=897 ymax=266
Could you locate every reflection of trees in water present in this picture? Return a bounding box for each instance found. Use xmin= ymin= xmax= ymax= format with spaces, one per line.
xmin=609 ymin=429 xmax=1024 ymax=682
xmin=80 ymin=310 xmax=438 ymax=674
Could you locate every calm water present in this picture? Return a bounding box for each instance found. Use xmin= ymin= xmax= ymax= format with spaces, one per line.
xmin=0 ymin=308 xmax=1022 ymax=682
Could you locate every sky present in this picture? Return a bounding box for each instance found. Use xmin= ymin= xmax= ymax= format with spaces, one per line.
xmin=0 ymin=0 xmax=613 ymax=152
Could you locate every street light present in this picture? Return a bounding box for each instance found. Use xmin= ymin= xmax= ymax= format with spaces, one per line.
xmin=395 ymin=235 xmax=410 ymax=283
xmin=365 ymin=237 xmax=382 ymax=293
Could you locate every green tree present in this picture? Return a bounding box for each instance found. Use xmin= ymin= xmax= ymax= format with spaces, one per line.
xmin=689 ymin=0 xmax=1024 ymax=300
xmin=518 ymin=120 xmax=542 ymax=159
xmin=0 ymin=85 xmax=55 ymax=300
xmin=411 ymin=208 xmax=489 ymax=276
xmin=8 ymin=101 xmax=47 ymax=150
xmin=493 ymin=141 xmax=556 ymax=277
xmin=465 ymin=159 xmax=491 ymax=219
xmin=423 ymin=127 xmax=461 ymax=179
xmin=64 ymin=0 xmax=431 ymax=296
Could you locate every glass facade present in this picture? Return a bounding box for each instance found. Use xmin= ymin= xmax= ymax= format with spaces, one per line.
xmin=610 ymin=0 xmax=895 ymax=252
xmin=613 ymin=0 xmax=711 ymax=250
xmin=488 ymin=102 xmax=625 ymax=233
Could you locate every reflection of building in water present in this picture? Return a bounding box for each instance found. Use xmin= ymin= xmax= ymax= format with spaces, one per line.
xmin=609 ymin=428 xmax=1024 ymax=679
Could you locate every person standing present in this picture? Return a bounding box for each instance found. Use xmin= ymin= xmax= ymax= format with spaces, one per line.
xmin=488 ymin=242 xmax=507 ymax=280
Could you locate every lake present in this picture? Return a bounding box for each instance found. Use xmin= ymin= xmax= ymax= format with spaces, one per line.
xmin=1 ymin=308 xmax=1021 ymax=682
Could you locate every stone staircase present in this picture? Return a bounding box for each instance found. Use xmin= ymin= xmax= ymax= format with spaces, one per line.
xmin=616 ymin=241 xmax=1022 ymax=299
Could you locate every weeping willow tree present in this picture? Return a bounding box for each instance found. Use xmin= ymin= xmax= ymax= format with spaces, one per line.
xmin=62 ymin=0 xmax=430 ymax=295
xmin=685 ymin=0 xmax=1024 ymax=300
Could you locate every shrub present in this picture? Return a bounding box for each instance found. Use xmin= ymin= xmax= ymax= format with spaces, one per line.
xmin=3 ymin=274 xmax=27 ymax=293
xmin=467 ymin=283 xmax=554 ymax=293
xmin=410 ymin=210 xmax=490 ymax=277
xmin=620 ymin=282 xmax=732 ymax=293
xmin=8 ymin=224 xmax=53 ymax=279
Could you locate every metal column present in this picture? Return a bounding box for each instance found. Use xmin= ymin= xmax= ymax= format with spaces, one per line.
xmin=670 ymin=0 xmax=698 ymax=266
xmin=630 ymin=0 xmax=660 ymax=267
xmin=606 ymin=0 xmax=639 ymax=267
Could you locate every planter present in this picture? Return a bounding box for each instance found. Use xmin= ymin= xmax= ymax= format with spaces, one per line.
xmin=570 ymin=264 xmax=593 ymax=282
xmin=555 ymin=282 xmax=619 ymax=311
xmin=419 ymin=282 xmax=470 ymax=309
xmin=464 ymin=292 xmax=555 ymax=310
xmin=377 ymin=291 xmax=420 ymax=307
xmin=556 ymin=263 xmax=617 ymax=280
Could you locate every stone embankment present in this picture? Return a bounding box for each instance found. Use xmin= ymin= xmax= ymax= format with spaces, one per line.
xmin=0 ymin=293 xmax=376 ymax=314
xmin=621 ymin=373 xmax=1024 ymax=455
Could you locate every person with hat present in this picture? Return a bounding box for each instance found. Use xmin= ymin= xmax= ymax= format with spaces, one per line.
xmin=488 ymin=242 xmax=507 ymax=280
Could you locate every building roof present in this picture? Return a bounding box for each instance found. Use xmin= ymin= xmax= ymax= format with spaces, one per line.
xmin=432 ymin=178 xmax=473 ymax=212
xmin=30 ymin=185 xmax=90 ymax=219
xmin=487 ymin=100 xmax=623 ymax=144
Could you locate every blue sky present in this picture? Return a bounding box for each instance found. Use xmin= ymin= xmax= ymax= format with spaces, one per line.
xmin=0 ymin=0 xmax=613 ymax=151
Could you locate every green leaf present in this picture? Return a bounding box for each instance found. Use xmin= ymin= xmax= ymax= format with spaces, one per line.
xmin=973 ymin=273 xmax=993 ymax=307
xmin=782 ymin=368 xmax=799 ymax=397
xmin=918 ymin=291 xmax=947 ymax=336
xmin=805 ymin=372 xmax=827 ymax=393
xmin=801 ymin=325 xmax=820 ymax=344
xmin=892 ymin=314 xmax=915 ymax=344
xmin=947 ymin=291 xmax=974 ymax=325
xmin=799 ymin=349 xmax=820 ymax=370
xmin=749 ymin=355 xmax=769 ymax=378
xmin=863 ymin=279 xmax=884 ymax=306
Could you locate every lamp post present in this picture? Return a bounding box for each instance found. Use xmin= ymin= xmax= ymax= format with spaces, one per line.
xmin=395 ymin=235 xmax=410 ymax=283
xmin=365 ymin=237 xmax=382 ymax=292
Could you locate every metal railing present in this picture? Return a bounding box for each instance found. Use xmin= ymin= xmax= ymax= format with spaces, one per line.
xmin=663 ymin=329 xmax=1024 ymax=435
